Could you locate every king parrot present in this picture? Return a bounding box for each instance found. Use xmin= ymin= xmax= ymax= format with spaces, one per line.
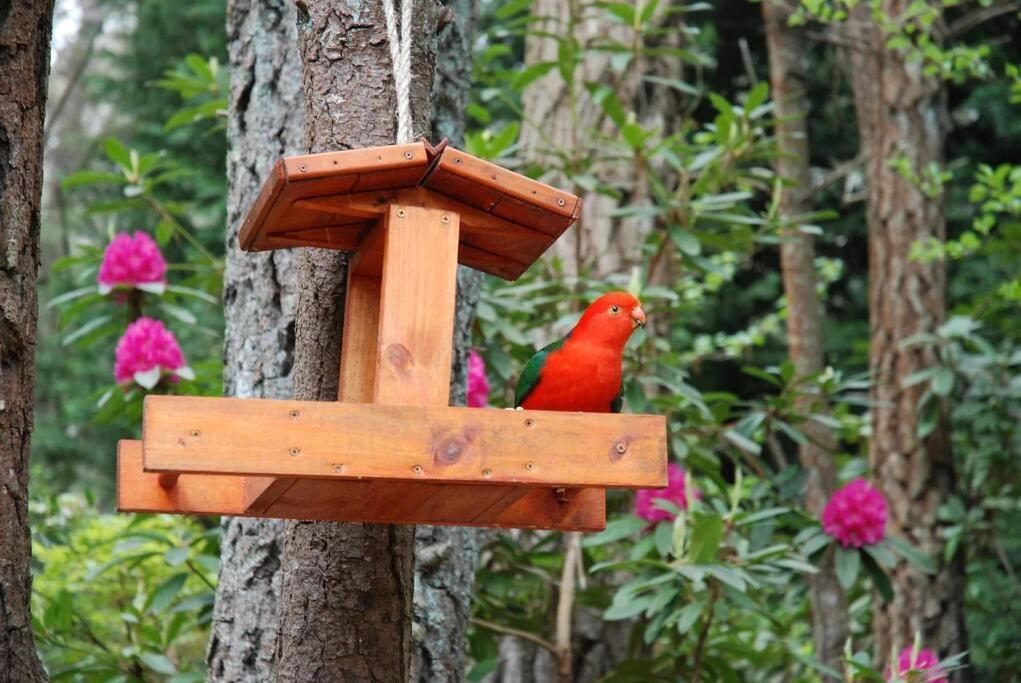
xmin=514 ymin=291 xmax=646 ymax=413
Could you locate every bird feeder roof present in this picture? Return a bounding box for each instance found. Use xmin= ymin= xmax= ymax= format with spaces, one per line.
xmin=237 ymin=140 xmax=582 ymax=280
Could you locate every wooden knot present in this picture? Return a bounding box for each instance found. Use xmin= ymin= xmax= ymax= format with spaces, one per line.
xmin=433 ymin=437 xmax=467 ymax=467
xmin=385 ymin=343 xmax=413 ymax=377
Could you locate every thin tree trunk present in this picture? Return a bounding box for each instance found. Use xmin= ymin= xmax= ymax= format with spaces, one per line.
xmin=846 ymin=3 xmax=970 ymax=677
xmin=0 ymin=2 xmax=56 ymax=682
xmin=272 ymin=2 xmax=453 ymax=680
xmin=761 ymin=0 xmax=847 ymax=675
xmin=206 ymin=2 xmax=304 ymax=681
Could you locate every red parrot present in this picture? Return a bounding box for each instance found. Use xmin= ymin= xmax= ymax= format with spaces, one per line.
xmin=514 ymin=292 xmax=646 ymax=413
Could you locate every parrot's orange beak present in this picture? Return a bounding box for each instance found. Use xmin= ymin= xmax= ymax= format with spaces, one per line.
xmin=631 ymin=305 xmax=646 ymax=328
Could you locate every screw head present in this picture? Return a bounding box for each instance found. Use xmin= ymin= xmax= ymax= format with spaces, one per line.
xmin=190 ymin=429 xmax=201 ymax=438
xmin=524 ymin=418 xmax=535 ymax=428
xmin=412 ymin=464 xmax=424 ymax=475
xmin=440 ymin=215 xmax=451 ymax=224
xmin=397 ymin=209 xmax=407 ymax=218
xmin=615 ymin=441 xmax=627 ymax=455
xmin=404 ymin=151 xmax=414 ymax=159
xmin=333 ymin=464 xmax=344 ymax=473
xmin=289 ymin=447 xmax=301 ymax=457
xmin=481 ymin=468 xmax=493 ymax=479
xmin=454 ymin=157 xmax=463 ymax=165
xmin=289 ymin=410 xmax=300 ymax=420
xmin=557 ymin=198 xmax=566 ymax=207
xmin=299 ymin=164 xmax=308 ymax=173
xmin=525 ymin=462 xmax=536 ymax=472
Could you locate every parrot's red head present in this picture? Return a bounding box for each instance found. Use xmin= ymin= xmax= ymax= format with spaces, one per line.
xmin=572 ymin=291 xmax=646 ymax=348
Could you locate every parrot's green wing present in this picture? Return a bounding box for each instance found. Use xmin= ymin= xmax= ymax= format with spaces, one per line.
xmin=610 ymin=385 xmax=623 ymax=413
xmin=514 ymin=336 xmax=568 ymax=407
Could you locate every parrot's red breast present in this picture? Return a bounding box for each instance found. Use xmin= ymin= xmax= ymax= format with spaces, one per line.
xmin=516 ymin=292 xmax=646 ymax=413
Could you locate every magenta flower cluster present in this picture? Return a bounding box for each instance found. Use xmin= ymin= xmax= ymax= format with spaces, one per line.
xmin=114 ymin=317 xmax=189 ymax=388
xmin=97 ymin=231 xmax=167 ymax=294
xmin=887 ymin=647 xmax=946 ymax=682
xmin=467 ymin=349 xmax=489 ymax=408
xmin=821 ymin=478 xmax=888 ymax=548
xmin=635 ymin=463 xmax=695 ymax=523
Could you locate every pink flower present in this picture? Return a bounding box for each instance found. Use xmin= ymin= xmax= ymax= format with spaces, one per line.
xmin=822 ymin=478 xmax=888 ymax=548
xmin=97 ymin=231 xmax=167 ymax=295
xmin=114 ymin=317 xmax=191 ymax=388
xmin=887 ymin=647 xmax=947 ymax=682
xmin=467 ymin=349 xmax=489 ymax=407
xmin=635 ymin=463 xmax=695 ymax=523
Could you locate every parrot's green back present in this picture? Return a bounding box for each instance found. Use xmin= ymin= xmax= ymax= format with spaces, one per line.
xmin=514 ymin=336 xmax=567 ymax=407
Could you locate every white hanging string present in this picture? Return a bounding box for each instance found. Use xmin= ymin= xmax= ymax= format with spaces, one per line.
xmin=382 ymin=0 xmax=414 ymax=144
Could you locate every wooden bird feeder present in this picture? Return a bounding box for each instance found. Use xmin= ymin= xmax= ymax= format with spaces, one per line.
xmin=116 ymin=140 xmax=668 ymax=531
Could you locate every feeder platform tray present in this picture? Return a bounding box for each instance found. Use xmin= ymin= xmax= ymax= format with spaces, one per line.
xmin=116 ymin=141 xmax=668 ymax=531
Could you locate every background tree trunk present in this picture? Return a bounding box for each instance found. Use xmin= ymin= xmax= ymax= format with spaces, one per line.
xmin=206 ymin=1 xmax=304 ymax=681
xmin=847 ymin=2 xmax=970 ymax=676
xmin=0 ymin=2 xmax=56 ymax=682
xmin=761 ymin=0 xmax=847 ymax=675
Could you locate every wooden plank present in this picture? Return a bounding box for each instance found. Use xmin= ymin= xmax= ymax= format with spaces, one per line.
xmin=119 ymin=440 xmax=249 ymax=516
xmin=119 ymin=440 xmax=603 ymax=530
xmin=423 ymin=147 xmax=579 ymax=220
xmin=281 ymin=142 xmax=426 ymax=180
xmin=337 ymin=273 xmax=381 ymax=400
xmin=373 ymin=204 xmax=460 ymax=406
xmin=141 ymin=396 xmax=668 ymax=489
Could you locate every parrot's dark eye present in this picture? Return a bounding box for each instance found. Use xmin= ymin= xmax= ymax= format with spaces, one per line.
xmin=609 ymin=305 xmax=621 ymax=315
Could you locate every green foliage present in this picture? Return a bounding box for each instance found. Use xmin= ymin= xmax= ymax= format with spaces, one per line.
xmin=31 ymin=489 xmax=216 ymax=681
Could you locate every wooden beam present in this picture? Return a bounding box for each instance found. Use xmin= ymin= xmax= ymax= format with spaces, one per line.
xmin=140 ymin=395 xmax=667 ymax=489
xmin=119 ymin=440 xmax=604 ymax=530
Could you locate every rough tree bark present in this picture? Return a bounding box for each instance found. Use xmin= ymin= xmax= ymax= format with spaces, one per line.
xmin=272 ymin=1 xmax=479 ymax=680
xmin=206 ymin=2 xmax=303 ymax=681
xmin=411 ymin=0 xmax=484 ymax=679
xmin=847 ymin=2 xmax=970 ymax=676
xmin=761 ymin=0 xmax=847 ymax=675
xmin=0 ymin=3 xmax=55 ymax=682
xmin=209 ymin=1 xmax=478 ymax=680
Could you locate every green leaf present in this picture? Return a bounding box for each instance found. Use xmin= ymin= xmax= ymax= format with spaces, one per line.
xmin=62 ymin=170 xmax=126 ymax=189
xmin=931 ymin=366 xmax=954 ymax=397
xmin=834 ymin=545 xmax=861 ymax=589
xmin=885 ymin=536 xmax=937 ymax=574
xmin=147 ymin=573 xmax=188 ymax=613
xmin=104 ymin=137 xmax=132 ymax=169
xmin=861 ymin=551 xmax=894 ymax=602
xmin=675 ymin=602 xmax=702 ymax=633
xmin=138 ymin=653 xmax=177 ymax=675
xmin=668 ymin=226 xmax=701 ymax=256
xmin=723 ymin=429 xmax=761 ymax=455
xmin=653 ymin=521 xmax=673 ymax=557
xmin=687 ymin=514 xmax=724 ymax=563
xmin=583 ymin=516 xmax=646 ymax=547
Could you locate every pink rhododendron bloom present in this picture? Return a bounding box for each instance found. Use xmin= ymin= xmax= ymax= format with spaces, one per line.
xmin=821 ymin=478 xmax=888 ymax=548
xmin=886 ymin=647 xmax=947 ymax=683
xmin=114 ymin=317 xmax=192 ymax=388
xmin=467 ymin=349 xmax=489 ymax=407
xmin=97 ymin=231 xmax=167 ymax=295
xmin=635 ymin=463 xmax=695 ymax=523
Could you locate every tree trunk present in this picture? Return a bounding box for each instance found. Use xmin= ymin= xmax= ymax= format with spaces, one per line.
xmin=412 ymin=1 xmax=483 ymax=680
xmin=846 ymin=3 xmax=970 ymax=676
xmin=761 ymin=0 xmax=847 ymax=675
xmin=0 ymin=2 xmax=55 ymax=682
xmin=273 ymin=2 xmax=475 ymax=680
xmin=210 ymin=2 xmax=478 ymax=680
xmin=206 ymin=2 xmax=304 ymax=681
